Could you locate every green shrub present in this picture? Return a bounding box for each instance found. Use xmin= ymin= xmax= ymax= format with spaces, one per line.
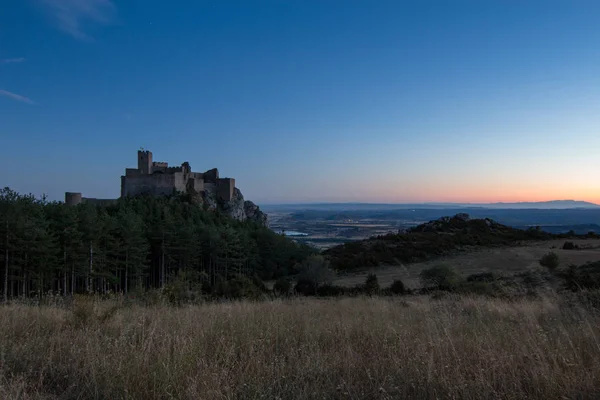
xmin=296 ymin=255 xmax=335 ymax=292
xmin=215 ymin=275 xmax=263 ymax=300
xmin=558 ymin=261 xmax=600 ymax=291
xmin=162 ymin=269 xmax=203 ymax=305
xmin=316 ymin=284 xmax=347 ymax=297
xmin=518 ymin=269 xmax=550 ymax=289
xmin=294 ymin=279 xmax=317 ymax=296
xmin=573 ymin=290 xmax=600 ymax=307
xmin=69 ymin=295 xmax=120 ymax=327
xmin=539 ymin=252 xmax=560 ymax=270
xmin=349 ymin=284 xmax=366 ymax=296
xmin=455 ymin=281 xmax=503 ymax=297
xmin=251 ymin=274 xmax=268 ymax=292
xmin=364 ymin=274 xmax=380 ymax=295
xmin=466 ymin=272 xmax=496 ymax=282
xmin=389 ymin=280 xmax=406 ymax=295
xmin=273 ymin=278 xmax=292 ymax=296
xmin=419 ymin=265 xmax=460 ymax=291
xmin=71 ymin=295 xmax=95 ymax=327
xmin=562 ymin=241 xmax=578 ymax=250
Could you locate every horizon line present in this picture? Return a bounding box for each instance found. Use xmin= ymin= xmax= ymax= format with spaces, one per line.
xmin=259 ymin=199 xmax=600 ymax=207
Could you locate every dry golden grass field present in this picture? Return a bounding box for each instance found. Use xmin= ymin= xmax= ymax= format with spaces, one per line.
xmin=2 ymin=294 xmax=600 ymax=399
xmin=334 ymin=239 xmax=600 ymax=288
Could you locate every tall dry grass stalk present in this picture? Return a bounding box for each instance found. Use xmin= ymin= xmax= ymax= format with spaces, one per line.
xmin=1 ymin=294 xmax=599 ymax=399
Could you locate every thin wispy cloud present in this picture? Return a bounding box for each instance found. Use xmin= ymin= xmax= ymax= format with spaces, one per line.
xmin=39 ymin=0 xmax=116 ymax=40
xmin=0 ymin=58 xmax=25 ymax=64
xmin=0 ymin=89 xmax=35 ymax=104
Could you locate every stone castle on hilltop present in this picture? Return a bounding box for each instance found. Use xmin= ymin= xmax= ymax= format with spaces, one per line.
xmin=121 ymin=150 xmax=235 ymax=201
xmin=65 ymin=150 xmax=267 ymax=225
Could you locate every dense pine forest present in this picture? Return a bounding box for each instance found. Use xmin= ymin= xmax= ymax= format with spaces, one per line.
xmin=0 ymin=187 xmax=314 ymax=300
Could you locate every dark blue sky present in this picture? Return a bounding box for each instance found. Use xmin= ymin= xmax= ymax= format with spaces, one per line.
xmin=1 ymin=0 xmax=599 ymax=204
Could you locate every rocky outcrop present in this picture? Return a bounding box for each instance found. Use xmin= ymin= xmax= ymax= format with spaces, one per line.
xmin=220 ymin=188 xmax=246 ymax=221
xmin=196 ymin=186 xmax=268 ymax=226
xmin=244 ymin=200 xmax=268 ymax=226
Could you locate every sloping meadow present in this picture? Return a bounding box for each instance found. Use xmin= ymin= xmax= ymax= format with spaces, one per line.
xmin=1 ymin=294 xmax=600 ymax=399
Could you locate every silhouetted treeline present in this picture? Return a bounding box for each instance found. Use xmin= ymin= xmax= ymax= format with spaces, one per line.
xmin=0 ymin=187 xmax=314 ymax=299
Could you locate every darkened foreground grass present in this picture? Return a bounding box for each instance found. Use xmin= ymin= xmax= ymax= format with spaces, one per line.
xmin=1 ymin=294 xmax=600 ymax=399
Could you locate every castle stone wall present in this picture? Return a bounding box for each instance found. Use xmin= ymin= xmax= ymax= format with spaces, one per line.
xmin=65 ymin=193 xmax=117 ymax=207
xmin=123 ymin=173 xmax=180 ymax=197
xmin=173 ymin=172 xmax=187 ymax=192
xmin=218 ymin=178 xmax=235 ymax=202
xmin=125 ymin=168 xmax=142 ymax=177
xmin=204 ymin=168 xmax=219 ymax=183
xmin=151 ymin=166 xmax=168 ymax=173
xmin=188 ymin=177 xmax=205 ymax=192
xmin=165 ymin=166 xmax=184 ymax=174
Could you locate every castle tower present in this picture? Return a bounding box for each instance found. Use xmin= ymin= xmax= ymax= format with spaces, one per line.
xmin=137 ymin=150 xmax=153 ymax=174
xmin=218 ymin=178 xmax=235 ymax=202
xmin=65 ymin=192 xmax=82 ymax=206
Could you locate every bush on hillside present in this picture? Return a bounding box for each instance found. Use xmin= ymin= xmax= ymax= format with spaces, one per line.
xmin=214 ymin=275 xmax=263 ymax=300
xmin=466 ymin=272 xmax=496 ymax=282
xmin=251 ymin=274 xmax=268 ymax=292
xmin=316 ymin=284 xmax=347 ymax=297
xmin=389 ymin=279 xmax=406 ymax=295
xmin=162 ymin=269 xmax=204 ymax=305
xmin=455 ymin=281 xmax=504 ymax=297
xmin=539 ymin=252 xmax=560 ymax=270
xmin=558 ymin=261 xmax=600 ymax=291
xmin=273 ymin=278 xmax=292 ymax=296
xmin=364 ymin=274 xmax=380 ymax=295
xmin=420 ymin=265 xmax=460 ymax=291
xmin=294 ymin=279 xmax=317 ymax=296
xmin=516 ymin=269 xmax=553 ymax=290
xmin=296 ymin=255 xmax=335 ymax=293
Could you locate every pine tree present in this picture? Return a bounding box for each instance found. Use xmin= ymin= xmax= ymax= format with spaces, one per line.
xmin=0 ymin=188 xmax=19 ymax=300
xmin=22 ymin=197 xmax=58 ymax=297
xmin=117 ymin=207 xmax=148 ymax=295
xmin=78 ymin=204 xmax=102 ymax=293
xmin=47 ymin=202 xmax=82 ymax=295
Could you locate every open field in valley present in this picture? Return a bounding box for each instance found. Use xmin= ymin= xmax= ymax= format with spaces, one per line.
xmin=2 ymin=295 xmax=600 ymax=399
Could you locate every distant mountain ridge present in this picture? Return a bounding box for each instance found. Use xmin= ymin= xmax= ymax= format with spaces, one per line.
xmin=263 ymin=200 xmax=599 ymax=211
xmin=476 ymin=200 xmax=600 ymax=209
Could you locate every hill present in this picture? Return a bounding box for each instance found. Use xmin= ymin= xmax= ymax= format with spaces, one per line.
xmin=408 ymin=213 xmax=517 ymax=233
xmin=324 ymin=213 xmax=556 ymax=271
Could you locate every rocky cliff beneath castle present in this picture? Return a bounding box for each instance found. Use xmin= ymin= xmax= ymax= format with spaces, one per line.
xmin=196 ymin=186 xmax=268 ymax=226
